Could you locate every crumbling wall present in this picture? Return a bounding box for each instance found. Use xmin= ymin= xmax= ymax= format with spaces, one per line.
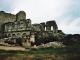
xmin=17 ymin=20 xmax=26 ymax=31
xmin=0 ymin=11 xmax=60 ymax=47
xmin=0 ymin=11 xmax=16 ymax=37
xmin=30 ymin=33 xmax=35 ymax=43
xmin=0 ymin=11 xmax=26 ymax=32
xmin=26 ymin=19 xmax=32 ymax=30
xmin=58 ymin=30 xmax=64 ymax=34
xmin=33 ymin=24 xmax=44 ymax=31
xmin=40 ymin=22 xmax=45 ymax=31
xmin=16 ymin=11 xmax=26 ymax=21
xmin=3 ymin=22 xmax=14 ymax=32
xmin=0 ymin=11 xmax=16 ymax=31
xmin=2 ymin=19 xmax=32 ymax=32
xmin=46 ymin=20 xmax=58 ymax=33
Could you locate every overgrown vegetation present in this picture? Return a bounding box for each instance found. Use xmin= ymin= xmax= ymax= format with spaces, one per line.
xmin=35 ymin=34 xmax=59 ymax=45
xmin=0 ymin=34 xmax=80 ymax=60
xmin=35 ymin=34 xmax=77 ymax=46
xmin=0 ymin=38 xmax=80 ymax=60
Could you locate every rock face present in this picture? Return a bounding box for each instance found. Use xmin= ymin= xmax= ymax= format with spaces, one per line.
xmin=0 ymin=11 xmax=60 ymax=47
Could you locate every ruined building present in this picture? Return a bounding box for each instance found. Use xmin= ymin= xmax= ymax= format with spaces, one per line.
xmin=0 ymin=11 xmax=61 ymax=47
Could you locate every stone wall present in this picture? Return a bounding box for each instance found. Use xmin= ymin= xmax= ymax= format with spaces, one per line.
xmin=0 ymin=11 xmax=26 ymax=31
xmin=0 ymin=11 xmax=60 ymax=47
xmin=40 ymin=22 xmax=45 ymax=31
xmin=0 ymin=11 xmax=16 ymax=31
xmin=2 ymin=19 xmax=32 ymax=32
xmin=46 ymin=20 xmax=58 ymax=32
xmin=16 ymin=11 xmax=26 ymax=21
xmin=33 ymin=24 xmax=44 ymax=31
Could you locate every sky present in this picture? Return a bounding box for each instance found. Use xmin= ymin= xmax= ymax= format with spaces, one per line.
xmin=0 ymin=0 xmax=80 ymax=34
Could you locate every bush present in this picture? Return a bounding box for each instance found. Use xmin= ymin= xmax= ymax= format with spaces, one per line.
xmin=35 ymin=34 xmax=59 ymax=45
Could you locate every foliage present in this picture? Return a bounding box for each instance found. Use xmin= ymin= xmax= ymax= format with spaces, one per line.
xmin=0 ymin=35 xmax=80 ymax=60
xmin=0 ymin=42 xmax=80 ymax=60
xmin=63 ymin=35 xmax=79 ymax=45
xmin=35 ymin=34 xmax=59 ymax=45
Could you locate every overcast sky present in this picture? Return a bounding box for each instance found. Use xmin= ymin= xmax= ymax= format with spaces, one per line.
xmin=0 ymin=0 xmax=80 ymax=34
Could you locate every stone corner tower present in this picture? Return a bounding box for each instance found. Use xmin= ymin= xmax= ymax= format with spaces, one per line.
xmin=16 ymin=11 xmax=26 ymax=21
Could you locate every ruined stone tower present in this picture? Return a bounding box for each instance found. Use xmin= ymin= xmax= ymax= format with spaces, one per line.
xmin=0 ymin=11 xmax=60 ymax=47
xmin=16 ymin=11 xmax=26 ymax=21
xmin=0 ymin=11 xmax=26 ymax=37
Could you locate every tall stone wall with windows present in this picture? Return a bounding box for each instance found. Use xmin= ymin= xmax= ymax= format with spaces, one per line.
xmin=0 ymin=11 xmax=61 ymax=47
xmin=0 ymin=11 xmax=26 ymax=38
xmin=0 ymin=11 xmax=58 ymax=35
xmin=0 ymin=11 xmax=16 ymax=31
xmin=33 ymin=20 xmax=58 ymax=32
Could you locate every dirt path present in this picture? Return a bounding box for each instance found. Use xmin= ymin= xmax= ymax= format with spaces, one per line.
xmin=0 ymin=46 xmax=29 ymax=51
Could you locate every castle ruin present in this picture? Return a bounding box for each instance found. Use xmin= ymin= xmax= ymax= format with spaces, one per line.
xmin=0 ymin=11 xmax=62 ymax=47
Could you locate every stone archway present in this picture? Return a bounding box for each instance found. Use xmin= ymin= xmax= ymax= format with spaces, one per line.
xmin=12 ymin=34 xmax=16 ymax=38
xmin=3 ymin=34 xmax=7 ymax=38
xmin=22 ymin=33 xmax=27 ymax=38
xmin=17 ymin=33 xmax=21 ymax=38
xmin=46 ymin=20 xmax=58 ymax=32
xmin=7 ymin=34 xmax=11 ymax=37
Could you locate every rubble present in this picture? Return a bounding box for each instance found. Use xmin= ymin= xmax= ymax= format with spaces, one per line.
xmin=30 ymin=41 xmax=65 ymax=49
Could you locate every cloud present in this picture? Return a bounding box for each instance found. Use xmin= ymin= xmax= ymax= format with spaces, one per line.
xmin=0 ymin=0 xmax=75 ymax=21
xmin=0 ymin=0 xmax=80 ymax=34
xmin=58 ymin=17 xmax=80 ymax=34
xmin=9 ymin=0 xmax=74 ymax=23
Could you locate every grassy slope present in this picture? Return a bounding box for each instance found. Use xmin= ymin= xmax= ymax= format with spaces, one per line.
xmin=0 ymin=43 xmax=80 ymax=60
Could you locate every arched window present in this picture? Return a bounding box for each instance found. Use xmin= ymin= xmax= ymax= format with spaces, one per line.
xmin=51 ymin=26 xmax=53 ymax=31
xmin=45 ymin=27 xmax=46 ymax=31
xmin=12 ymin=34 xmax=16 ymax=37
xmin=22 ymin=33 xmax=27 ymax=38
xmin=8 ymin=34 xmax=11 ymax=37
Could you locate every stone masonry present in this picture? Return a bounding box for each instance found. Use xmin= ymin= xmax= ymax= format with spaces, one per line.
xmin=0 ymin=11 xmax=61 ymax=47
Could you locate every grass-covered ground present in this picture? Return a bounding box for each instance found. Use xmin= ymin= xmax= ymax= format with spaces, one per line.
xmin=0 ymin=42 xmax=80 ymax=60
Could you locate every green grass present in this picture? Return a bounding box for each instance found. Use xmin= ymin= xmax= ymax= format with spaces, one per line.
xmin=0 ymin=42 xmax=80 ymax=60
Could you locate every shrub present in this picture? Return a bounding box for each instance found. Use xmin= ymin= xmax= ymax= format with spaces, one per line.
xmin=35 ymin=34 xmax=59 ymax=45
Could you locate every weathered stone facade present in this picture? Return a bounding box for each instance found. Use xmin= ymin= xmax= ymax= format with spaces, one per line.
xmin=0 ymin=11 xmax=60 ymax=47
xmin=16 ymin=11 xmax=26 ymax=21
